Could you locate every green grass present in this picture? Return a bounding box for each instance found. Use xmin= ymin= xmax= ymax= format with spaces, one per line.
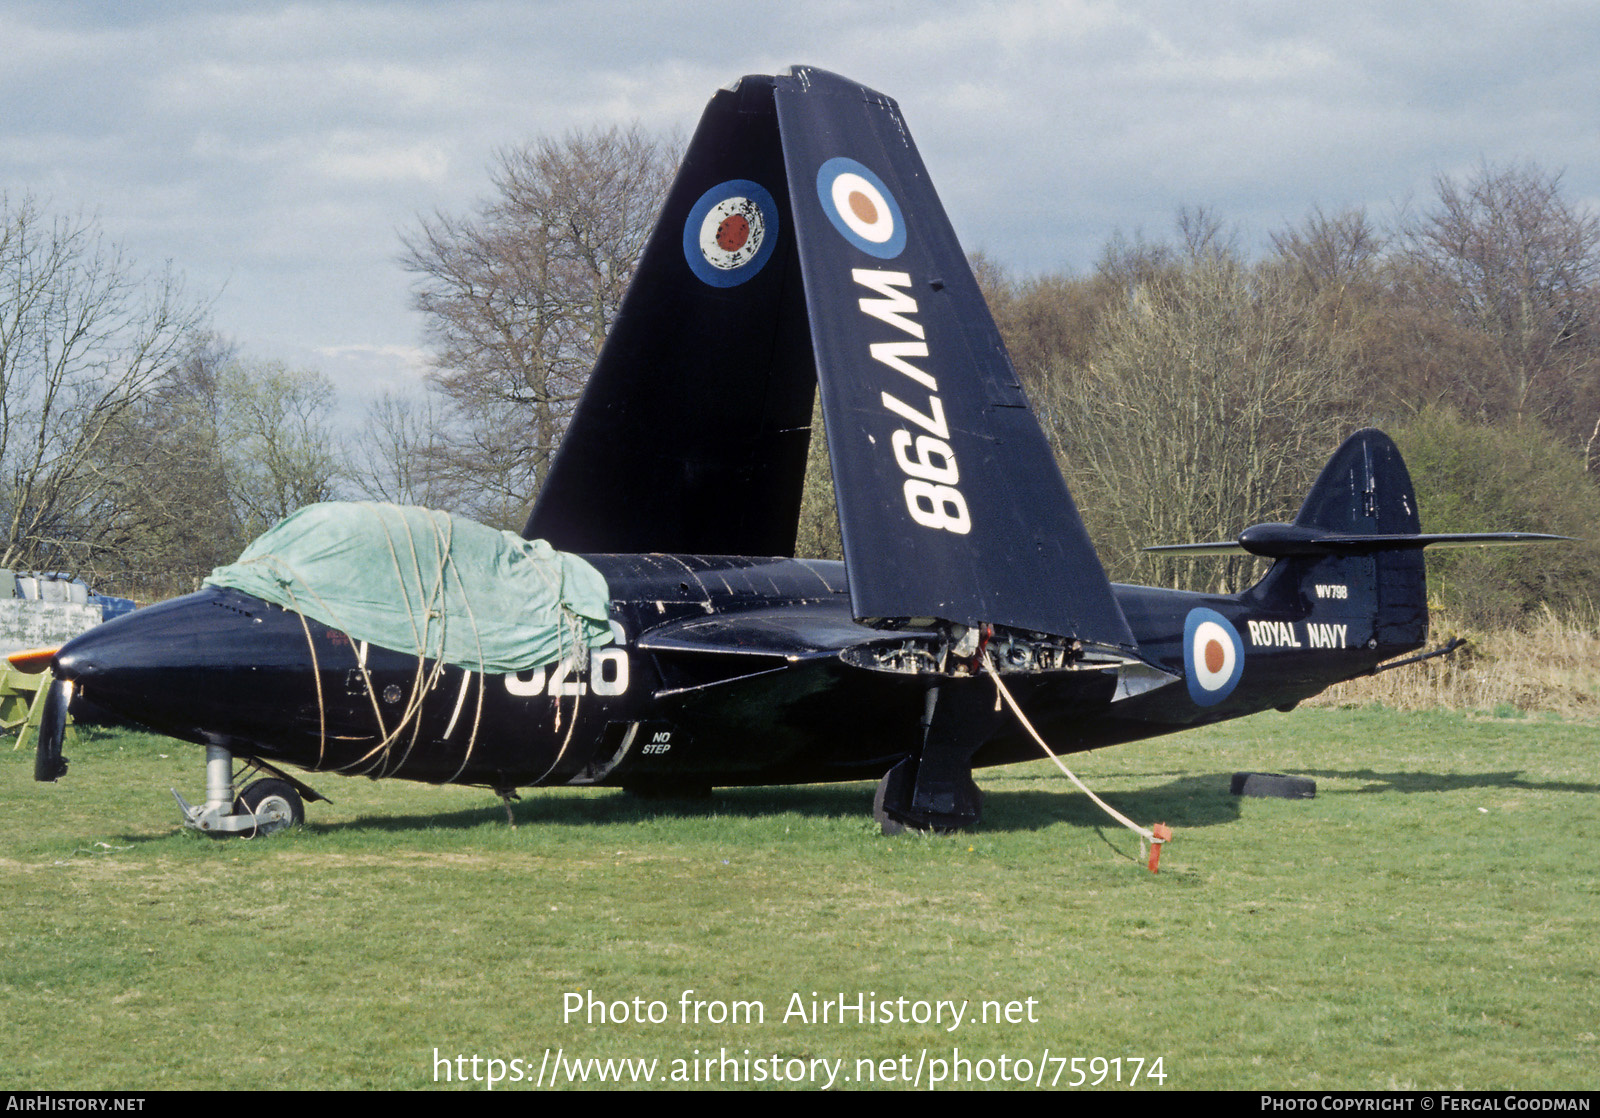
xmin=3 ymin=708 xmax=1597 ymax=1090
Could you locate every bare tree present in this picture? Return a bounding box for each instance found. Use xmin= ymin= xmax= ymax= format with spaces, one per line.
xmin=0 ymin=195 xmax=208 ymax=571
xmin=214 ymin=360 xmax=342 ymax=539
xmin=1176 ymin=204 xmax=1237 ymax=261
xmin=1047 ymin=245 xmax=1360 ymax=590
xmin=973 ymin=250 xmax=1111 ymax=396
xmin=793 ymin=397 xmax=842 ymax=561
xmin=1395 ymin=162 xmax=1600 ymax=444
xmin=85 ymin=347 xmax=345 ymax=595
xmin=90 ymin=333 xmax=240 ymax=593
xmin=348 ymin=389 xmax=458 ymax=508
xmin=401 ymin=126 xmax=677 ymax=527
xmin=1271 ymin=206 xmax=1387 ymax=294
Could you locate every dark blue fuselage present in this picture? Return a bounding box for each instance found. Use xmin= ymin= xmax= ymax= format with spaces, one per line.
xmin=52 ymin=551 xmax=1407 ymax=794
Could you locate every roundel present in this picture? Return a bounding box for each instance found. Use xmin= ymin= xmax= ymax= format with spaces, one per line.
xmin=683 ymin=180 xmax=779 ymax=287
xmin=816 ymin=156 xmax=906 ymax=259
xmin=1183 ymin=607 xmax=1244 ymax=707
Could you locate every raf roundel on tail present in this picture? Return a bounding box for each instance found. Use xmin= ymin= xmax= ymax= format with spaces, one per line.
xmin=684 ymin=179 xmax=780 ymax=286
xmin=816 ymin=157 xmax=906 ymax=258
xmin=22 ymin=66 xmax=1570 ymax=838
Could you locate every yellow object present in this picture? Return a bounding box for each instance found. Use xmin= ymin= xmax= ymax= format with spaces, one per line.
xmin=1 ymin=663 xmax=62 ymax=753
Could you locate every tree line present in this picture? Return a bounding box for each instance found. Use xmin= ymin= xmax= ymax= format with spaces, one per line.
xmin=0 ymin=194 xmax=344 ymax=598
xmin=976 ymin=169 xmax=1600 ymax=625
xmin=6 ymin=136 xmax=1597 ymax=625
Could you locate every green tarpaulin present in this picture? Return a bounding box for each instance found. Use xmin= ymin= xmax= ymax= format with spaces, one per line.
xmin=204 ymin=503 xmax=612 ymax=674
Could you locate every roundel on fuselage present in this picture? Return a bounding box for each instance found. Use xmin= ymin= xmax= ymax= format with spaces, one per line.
xmin=1183 ymin=607 xmax=1244 ymax=707
xmin=816 ymin=157 xmax=906 ymax=259
xmin=683 ymin=180 xmax=779 ymax=287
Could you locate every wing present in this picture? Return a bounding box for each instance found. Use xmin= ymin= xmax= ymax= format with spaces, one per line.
xmin=773 ymin=68 xmax=1133 ymax=647
xmin=524 ymin=75 xmax=815 ymax=557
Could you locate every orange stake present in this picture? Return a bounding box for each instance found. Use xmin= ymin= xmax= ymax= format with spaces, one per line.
xmin=1148 ymin=823 xmax=1173 ymax=873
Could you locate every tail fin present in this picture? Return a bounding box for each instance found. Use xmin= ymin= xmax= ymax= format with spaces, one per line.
xmin=1293 ymin=428 xmax=1427 ymax=649
xmin=773 ymin=67 xmax=1132 ymax=647
xmin=1293 ymin=426 xmax=1421 ymax=538
xmin=1149 ymin=428 xmax=1570 ymax=655
xmin=1251 ymin=429 xmax=1428 ymax=652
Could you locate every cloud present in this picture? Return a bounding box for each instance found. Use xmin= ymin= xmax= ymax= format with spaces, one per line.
xmin=4 ymin=0 xmax=1599 ymax=395
xmin=315 ymin=343 xmax=430 ymax=374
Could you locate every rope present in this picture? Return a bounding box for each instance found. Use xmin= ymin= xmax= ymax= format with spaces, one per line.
xmin=980 ymin=657 xmax=1171 ymax=870
xmin=435 ymin=515 xmax=491 ymax=785
xmin=224 ymin=503 xmax=596 ymax=792
xmin=314 ymin=508 xmax=470 ymax=777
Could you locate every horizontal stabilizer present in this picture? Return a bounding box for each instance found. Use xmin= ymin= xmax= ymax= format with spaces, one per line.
xmin=1147 ymin=527 xmax=1573 ymax=559
xmin=1149 ymin=430 xmax=1571 ymax=562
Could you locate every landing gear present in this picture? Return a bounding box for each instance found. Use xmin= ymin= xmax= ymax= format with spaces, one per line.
xmin=495 ymin=787 xmax=520 ymax=827
xmin=172 ymin=745 xmax=321 ymax=836
xmin=871 ymin=678 xmax=999 ymax=834
xmin=872 ymin=756 xmax=985 ymax=834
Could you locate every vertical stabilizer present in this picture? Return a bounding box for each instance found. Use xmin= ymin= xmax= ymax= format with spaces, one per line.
xmin=1294 ymin=428 xmax=1422 ymax=538
xmin=530 ymin=68 xmax=1133 ymax=651
xmin=1252 ymin=429 xmax=1428 ymax=651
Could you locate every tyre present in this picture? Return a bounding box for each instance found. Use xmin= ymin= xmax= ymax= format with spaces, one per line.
xmin=234 ymin=778 xmax=305 ymax=836
xmin=873 ymin=767 xmax=910 ymax=835
xmin=1230 ymin=771 xmax=1316 ymax=799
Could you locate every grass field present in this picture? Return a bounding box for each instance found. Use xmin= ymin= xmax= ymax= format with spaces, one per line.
xmin=2 ymin=705 xmax=1596 ymax=1091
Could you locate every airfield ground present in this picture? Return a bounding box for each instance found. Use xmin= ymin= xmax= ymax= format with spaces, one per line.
xmin=2 ymin=705 xmax=1595 ymax=1090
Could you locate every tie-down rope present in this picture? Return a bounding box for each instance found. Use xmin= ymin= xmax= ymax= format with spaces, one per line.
xmin=981 ymin=657 xmax=1172 ymax=872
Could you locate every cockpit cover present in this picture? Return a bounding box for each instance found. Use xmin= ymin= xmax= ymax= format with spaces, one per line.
xmin=204 ymin=503 xmax=612 ymax=674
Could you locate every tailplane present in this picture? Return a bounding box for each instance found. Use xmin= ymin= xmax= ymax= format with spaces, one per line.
xmin=1149 ymin=428 xmax=1570 ymax=658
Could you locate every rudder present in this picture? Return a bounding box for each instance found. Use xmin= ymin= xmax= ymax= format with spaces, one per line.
xmin=772 ymin=67 xmax=1133 ymax=648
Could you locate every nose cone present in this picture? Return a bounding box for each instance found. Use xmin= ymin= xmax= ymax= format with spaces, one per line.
xmin=57 ymin=587 xmax=268 ymax=684
xmin=54 ymin=587 xmax=316 ymax=745
xmin=57 ymin=592 xmax=229 ymax=682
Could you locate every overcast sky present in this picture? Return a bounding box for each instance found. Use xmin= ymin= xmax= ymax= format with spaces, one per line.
xmin=6 ymin=0 xmax=1598 ymax=413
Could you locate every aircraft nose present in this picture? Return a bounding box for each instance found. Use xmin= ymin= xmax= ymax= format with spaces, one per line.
xmin=55 ymin=590 xmax=239 ymax=682
xmin=53 ymin=627 xmax=126 ymax=687
xmin=51 ymin=587 xmax=309 ymax=738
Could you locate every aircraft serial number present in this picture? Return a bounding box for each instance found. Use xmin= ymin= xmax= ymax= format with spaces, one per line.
xmin=855 ymin=269 xmax=971 ymax=535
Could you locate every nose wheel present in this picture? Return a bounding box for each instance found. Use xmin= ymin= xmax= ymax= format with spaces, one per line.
xmin=233 ymin=779 xmax=305 ymax=835
xmin=172 ymin=746 xmax=321 ymax=836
